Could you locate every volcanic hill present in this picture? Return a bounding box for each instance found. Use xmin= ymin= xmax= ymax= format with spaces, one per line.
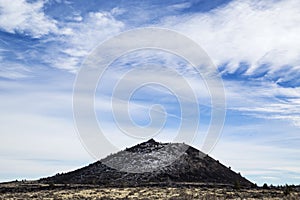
xmin=41 ymin=139 xmax=253 ymax=188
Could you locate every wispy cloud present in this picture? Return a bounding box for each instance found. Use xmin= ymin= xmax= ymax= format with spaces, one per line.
xmin=167 ymin=2 xmax=192 ymax=11
xmin=49 ymin=10 xmax=125 ymax=71
xmin=0 ymin=62 xmax=32 ymax=79
xmin=161 ymin=0 xmax=300 ymax=79
xmin=0 ymin=0 xmax=58 ymax=38
xmin=151 ymin=0 xmax=300 ymax=128
xmin=223 ymin=79 xmax=300 ymax=127
xmin=0 ymin=1 xmax=125 ymax=75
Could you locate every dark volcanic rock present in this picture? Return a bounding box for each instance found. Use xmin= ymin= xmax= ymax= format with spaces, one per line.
xmin=40 ymin=139 xmax=253 ymax=188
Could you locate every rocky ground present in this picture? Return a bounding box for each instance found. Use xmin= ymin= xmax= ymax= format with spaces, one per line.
xmin=0 ymin=182 xmax=299 ymax=200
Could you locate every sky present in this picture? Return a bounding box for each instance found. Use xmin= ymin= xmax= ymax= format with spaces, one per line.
xmin=0 ymin=0 xmax=300 ymax=186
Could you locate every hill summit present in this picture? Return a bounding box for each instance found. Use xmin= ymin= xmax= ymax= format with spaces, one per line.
xmin=41 ymin=139 xmax=253 ymax=188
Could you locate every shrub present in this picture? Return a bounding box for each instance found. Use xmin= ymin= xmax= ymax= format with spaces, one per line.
xmin=48 ymin=182 xmax=55 ymax=189
xmin=234 ymin=180 xmax=241 ymax=190
xmin=283 ymin=184 xmax=291 ymax=196
xmin=262 ymin=183 xmax=269 ymax=189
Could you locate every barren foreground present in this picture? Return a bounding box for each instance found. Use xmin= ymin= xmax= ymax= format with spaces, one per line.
xmin=1 ymin=182 xmax=300 ymax=200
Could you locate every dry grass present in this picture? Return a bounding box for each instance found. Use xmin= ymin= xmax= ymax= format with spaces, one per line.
xmin=0 ymin=183 xmax=299 ymax=200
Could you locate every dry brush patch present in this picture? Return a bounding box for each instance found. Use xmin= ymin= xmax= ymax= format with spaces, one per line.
xmin=0 ymin=183 xmax=300 ymax=200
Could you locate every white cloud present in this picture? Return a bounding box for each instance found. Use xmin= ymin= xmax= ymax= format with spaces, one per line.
xmin=46 ymin=9 xmax=125 ymax=72
xmin=0 ymin=0 xmax=58 ymax=38
xmin=167 ymin=2 xmax=191 ymax=11
xmin=223 ymin=79 xmax=300 ymax=127
xmin=159 ymin=0 xmax=300 ymax=128
xmin=162 ymin=0 xmax=300 ymax=75
xmin=0 ymin=4 xmax=125 ymax=74
xmin=64 ymin=11 xmax=125 ymax=51
xmin=0 ymin=62 xmax=32 ymax=79
xmin=111 ymin=7 xmax=126 ymax=16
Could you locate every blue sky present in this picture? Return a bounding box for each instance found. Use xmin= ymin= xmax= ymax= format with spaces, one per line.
xmin=0 ymin=0 xmax=300 ymax=185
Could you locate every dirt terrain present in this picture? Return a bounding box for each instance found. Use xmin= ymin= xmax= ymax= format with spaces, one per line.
xmin=0 ymin=182 xmax=299 ymax=200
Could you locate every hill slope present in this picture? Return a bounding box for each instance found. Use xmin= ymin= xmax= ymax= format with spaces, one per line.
xmin=41 ymin=139 xmax=253 ymax=188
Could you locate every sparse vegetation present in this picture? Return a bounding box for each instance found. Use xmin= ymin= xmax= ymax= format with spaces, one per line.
xmin=283 ymin=184 xmax=292 ymax=196
xmin=0 ymin=182 xmax=299 ymax=200
xmin=263 ymin=183 xmax=269 ymax=189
